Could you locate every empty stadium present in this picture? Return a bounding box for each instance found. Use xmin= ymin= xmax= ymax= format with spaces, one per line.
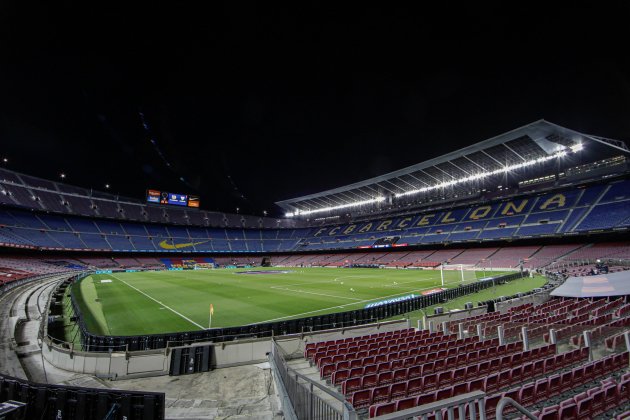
xmin=3 ymin=4 xmax=630 ymax=420
xmin=2 ymin=116 xmax=630 ymax=420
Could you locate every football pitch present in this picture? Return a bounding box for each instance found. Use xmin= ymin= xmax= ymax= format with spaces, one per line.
xmin=72 ymin=267 xmax=516 ymax=336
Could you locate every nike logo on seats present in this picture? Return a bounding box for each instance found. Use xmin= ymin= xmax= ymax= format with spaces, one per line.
xmin=158 ymin=240 xmax=208 ymax=249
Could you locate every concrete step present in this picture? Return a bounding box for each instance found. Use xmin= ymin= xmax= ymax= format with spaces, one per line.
xmin=63 ymin=375 xmax=112 ymax=389
xmin=165 ymin=397 xmax=282 ymax=419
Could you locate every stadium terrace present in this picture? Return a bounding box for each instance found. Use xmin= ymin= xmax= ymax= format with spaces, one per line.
xmin=2 ymin=120 xmax=630 ymax=419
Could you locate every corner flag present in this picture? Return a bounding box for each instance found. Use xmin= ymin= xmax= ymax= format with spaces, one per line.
xmin=210 ymin=304 xmax=214 ymax=316
xmin=209 ymin=304 xmax=214 ymax=329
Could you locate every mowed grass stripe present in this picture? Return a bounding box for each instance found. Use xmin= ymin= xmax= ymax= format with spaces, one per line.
xmin=257 ymin=275 xmax=482 ymax=324
xmin=75 ymin=268 xmax=511 ymax=336
xmin=90 ymin=274 xmax=205 ymax=335
xmin=111 ymin=275 xmax=205 ymax=329
xmin=74 ymin=276 xmax=110 ymax=335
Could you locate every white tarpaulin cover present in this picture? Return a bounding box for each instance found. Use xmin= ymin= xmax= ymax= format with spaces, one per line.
xmin=550 ymin=271 xmax=630 ymax=298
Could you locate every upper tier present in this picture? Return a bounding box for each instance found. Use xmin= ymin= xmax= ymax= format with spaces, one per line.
xmin=0 ymin=167 xmax=303 ymax=229
xmin=0 ymin=177 xmax=629 ymax=253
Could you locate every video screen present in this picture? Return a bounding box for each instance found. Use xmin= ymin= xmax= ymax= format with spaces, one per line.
xmin=147 ymin=190 xmax=200 ymax=208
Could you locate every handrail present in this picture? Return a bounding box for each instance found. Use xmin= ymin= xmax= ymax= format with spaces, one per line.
xmin=273 ymin=340 xmax=353 ymax=406
xmin=375 ymin=390 xmax=487 ymax=420
xmin=271 ymin=340 xmax=356 ymax=420
xmin=496 ymin=397 xmax=537 ymax=420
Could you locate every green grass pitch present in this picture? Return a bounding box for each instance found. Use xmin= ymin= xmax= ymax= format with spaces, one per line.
xmin=71 ymin=267 xmax=539 ymax=336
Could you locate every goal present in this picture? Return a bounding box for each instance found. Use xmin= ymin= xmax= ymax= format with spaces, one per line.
xmin=439 ymin=264 xmax=477 ymax=285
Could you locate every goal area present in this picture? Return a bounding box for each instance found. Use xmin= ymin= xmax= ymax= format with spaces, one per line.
xmin=439 ymin=264 xmax=478 ymax=285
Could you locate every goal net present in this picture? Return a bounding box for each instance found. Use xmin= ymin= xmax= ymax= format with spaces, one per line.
xmin=439 ymin=264 xmax=478 ymax=285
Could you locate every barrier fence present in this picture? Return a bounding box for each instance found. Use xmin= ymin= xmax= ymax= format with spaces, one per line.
xmin=270 ymin=339 xmax=356 ymax=420
xmin=0 ymin=373 xmax=165 ymax=420
xmin=56 ymin=271 xmax=526 ymax=352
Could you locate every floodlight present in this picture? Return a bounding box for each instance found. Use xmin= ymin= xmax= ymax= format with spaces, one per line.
xmin=394 ymin=148 xmax=582 ymax=198
xmin=570 ymin=143 xmax=583 ymax=152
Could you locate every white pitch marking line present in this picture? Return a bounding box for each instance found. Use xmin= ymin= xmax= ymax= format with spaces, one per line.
xmin=252 ymin=277 xmax=462 ymax=325
xmin=270 ymin=274 xmax=382 ymax=289
xmin=273 ymin=287 xmax=363 ymax=301
xmin=111 ymin=274 xmax=206 ymax=330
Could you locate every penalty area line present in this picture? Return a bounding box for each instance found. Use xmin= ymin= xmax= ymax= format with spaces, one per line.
xmin=111 ymin=274 xmax=206 ymax=330
xmin=272 ymin=287 xmax=363 ymax=301
xmin=251 ymin=279 xmax=464 ymax=325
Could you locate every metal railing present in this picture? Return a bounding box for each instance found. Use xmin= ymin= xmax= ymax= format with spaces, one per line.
xmin=375 ymin=390 xmax=487 ymax=420
xmin=496 ymin=397 xmax=536 ymax=420
xmin=270 ymin=340 xmax=357 ymax=420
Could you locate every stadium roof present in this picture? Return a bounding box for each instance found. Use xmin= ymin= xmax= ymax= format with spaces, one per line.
xmin=550 ymin=271 xmax=630 ymax=298
xmin=276 ymin=120 xmax=629 ymax=217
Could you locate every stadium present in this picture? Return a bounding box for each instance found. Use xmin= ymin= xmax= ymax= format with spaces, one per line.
xmin=2 ymin=116 xmax=630 ymax=420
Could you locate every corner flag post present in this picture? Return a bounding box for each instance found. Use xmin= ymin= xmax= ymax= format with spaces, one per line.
xmin=440 ymin=264 xmax=444 ymax=286
xmin=209 ymin=304 xmax=214 ymax=329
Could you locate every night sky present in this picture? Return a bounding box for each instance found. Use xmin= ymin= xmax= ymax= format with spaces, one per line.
xmin=1 ymin=3 xmax=629 ymax=216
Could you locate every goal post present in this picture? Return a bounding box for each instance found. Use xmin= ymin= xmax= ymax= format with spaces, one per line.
xmin=439 ymin=264 xmax=477 ymax=284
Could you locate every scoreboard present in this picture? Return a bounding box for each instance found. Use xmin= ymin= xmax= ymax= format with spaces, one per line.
xmin=147 ymin=190 xmax=200 ymax=208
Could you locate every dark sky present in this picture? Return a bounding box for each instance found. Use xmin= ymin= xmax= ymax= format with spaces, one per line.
xmin=1 ymin=3 xmax=629 ymax=216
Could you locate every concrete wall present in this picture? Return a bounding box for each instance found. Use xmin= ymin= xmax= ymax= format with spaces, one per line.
xmin=211 ymin=339 xmax=272 ymax=368
xmin=42 ymin=319 xmax=410 ymax=377
xmin=42 ymin=341 xmax=169 ymax=379
xmin=43 ymin=338 xmax=275 ymax=378
xmin=424 ymin=307 xmax=488 ymax=331
xmin=495 ymin=291 xmax=551 ymax=313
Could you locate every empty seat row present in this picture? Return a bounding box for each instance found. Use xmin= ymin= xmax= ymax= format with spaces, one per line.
xmin=305 ymin=328 xmax=420 ymax=352
xmin=341 ymin=341 xmax=526 ymax=393
xmin=307 ymin=332 xmax=429 ymax=357
xmin=313 ymin=334 xmax=461 ymax=367
xmin=324 ymin=338 xmax=501 ymax=380
xmin=526 ymin=374 xmax=630 ymax=419
xmin=489 ymin=351 xmax=629 ymax=419
xmin=365 ymin=346 xmax=590 ymax=415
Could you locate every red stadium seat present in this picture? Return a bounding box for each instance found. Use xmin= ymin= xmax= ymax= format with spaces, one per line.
xmin=377 ymin=371 xmax=393 ymax=386
xmin=547 ymin=374 xmax=561 ymax=397
xmin=416 ymin=392 xmax=435 ymax=406
xmin=407 ymin=378 xmax=423 ymax=396
xmin=518 ymin=383 xmax=535 ymax=406
xmin=369 ymin=402 xmax=396 ymax=418
xmin=390 ymin=381 xmax=407 ymax=399
xmin=484 ymin=373 xmax=499 ymax=394
xmin=468 ymin=378 xmax=484 ymax=393
xmin=363 ymin=364 xmax=378 ymax=376
xmin=437 ymin=371 xmax=453 ymax=388
xmin=351 ymin=389 xmax=372 ymax=409
xmin=342 ymin=377 xmax=361 ymax=394
xmin=558 ymin=402 xmax=578 ymax=420
xmin=533 ymin=379 xmax=548 ymax=404
xmin=498 ymin=370 xmax=512 ymax=389
xmin=435 ymin=386 xmax=453 ymax=401
xmin=423 ymin=373 xmax=438 ymax=392
xmin=618 ymin=379 xmax=630 ymax=403
xmin=372 ymin=385 xmax=390 ymax=404
xmin=572 ymin=367 xmax=584 ymax=385
xmin=395 ymin=396 xmax=416 ymax=411
xmin=484 ymin=394 xmax=501 ymax=418
xmin=560 ymin=371 xmax=574 ymax=393
xmin=452 ymin=382 xmax=468 ymax=396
